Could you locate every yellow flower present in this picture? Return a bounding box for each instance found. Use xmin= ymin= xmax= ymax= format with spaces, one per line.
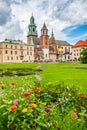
xmin=47 ymin=82 xmax=52 ymax=85
xmin=28 ymin=103 xmax=37 ymax=108
xmin=68 ymin=93 xmax=71 ymax=96
xmin=22 ymin=108 xmax=28 ymax=113
xmin=42 ymin=102 xmax=46 ymax=106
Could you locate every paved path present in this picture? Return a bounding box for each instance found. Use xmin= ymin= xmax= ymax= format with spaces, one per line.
xmin=34 ymin=74 xmax=42 ymax=81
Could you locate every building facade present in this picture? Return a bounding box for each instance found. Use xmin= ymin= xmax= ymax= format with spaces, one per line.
xmin=72 ymin=40 xmax=87 ymax=61
xmin=0 ymin=39 xmax=34 ymax=63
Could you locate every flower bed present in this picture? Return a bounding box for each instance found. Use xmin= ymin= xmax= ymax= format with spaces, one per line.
xmin=0 ymin=81 xmax=87 ymax=130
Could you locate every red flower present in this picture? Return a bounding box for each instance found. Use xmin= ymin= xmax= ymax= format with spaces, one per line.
xmin=71 ymin=112 xmax=78 ymax=119
xmin=10 ymin=105 xmax=17 ymax=111
xmin=80 ymin=95 xmax=86 ymax=99
xmin=24 ymin=92 xmax=30 ymax=97
xmin=11 ymin=82 xmax=16 ymax=86
xmin=45 ymin=107 xmax=50 ymax=113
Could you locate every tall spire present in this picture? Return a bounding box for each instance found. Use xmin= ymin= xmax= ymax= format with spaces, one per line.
xmin=42 ymin=22 xmax=47 ymax=30
xmin=51 ymin=29 xmax=54 ymax=38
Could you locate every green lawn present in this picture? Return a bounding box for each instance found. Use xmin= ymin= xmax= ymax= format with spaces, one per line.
xmin=0 ymin=62 xmax=87 ymax=92
xmin=39 ymin=62 xmax=87 ymax=92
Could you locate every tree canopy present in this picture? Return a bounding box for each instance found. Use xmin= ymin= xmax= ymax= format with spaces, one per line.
xmin=80 ymin=48 xmax=87 ymax=63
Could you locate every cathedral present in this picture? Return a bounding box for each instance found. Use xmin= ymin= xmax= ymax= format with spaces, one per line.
xmin=27 ymin=15 xmax=72 ymax=62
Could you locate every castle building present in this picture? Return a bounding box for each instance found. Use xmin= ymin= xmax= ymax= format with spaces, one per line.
xmin=0 ymin=14 xmax=73 ymax=63
xmin=27 ymin=15 xmax=72 ymax=62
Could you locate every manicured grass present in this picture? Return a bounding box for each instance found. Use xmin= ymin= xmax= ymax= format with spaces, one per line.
xmin=39 ymin=62 xmax=87 ymax=92
xmin=0 ymin=62 xmax=87 ymax=92
xmin=0 ymin=62 xmax=38 ymax=69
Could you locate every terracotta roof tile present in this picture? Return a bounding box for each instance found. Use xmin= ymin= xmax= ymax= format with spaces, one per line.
xmin=72 ymin=40 xmax=87 ymax=48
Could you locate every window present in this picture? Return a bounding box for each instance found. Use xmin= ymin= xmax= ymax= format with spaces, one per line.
xmin=11 ymin=45 xmax=13 ymax=48
xmin=33 ymin=28 xmax=35 ymax=32
xmin=7 ymin=56 xmax=9 ymax=60
xmin=68 ymin=56 xmax=70 ymax=59
xmin=15 ymin=51 xmax=17 ymax=54
xmin=20 ymin=46 xmax=23 ymax=49
xmin=5 ymin=50 xmax=7 ymax=54
xmin=27 ymin=52 xmax=29 ymax=55
xmin=16 ymin=56 xmax=18 ymax=60
xmin=21 ymin=51 xmax=23 ymax=55
xmin=30 ymin=47 xmax=32 ymax=50
xmin=30 ymin=52 xmax=32 ymax=55
xmin=15 ymin=46 xmax=17 ymax=49
xmin=46 ymin=54 xmax=47 ymax=57
xmin=11 ymin=51 xmax=13 ymax=55
xmin=11 ymin=57 xmax=13 ymax=60
xmin=6 ymin=45 xmax=8 ymax=48
xmin=27 ymin=47 xmax=29 ymax=50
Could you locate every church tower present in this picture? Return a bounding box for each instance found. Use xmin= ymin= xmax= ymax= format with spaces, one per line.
xmin=50 ymin=29 xmax=57 ymax=52
xmin=27 ymin=14 xmax=38 ymax=44
xmin=40 ymin=23 xmax=49 ymax=60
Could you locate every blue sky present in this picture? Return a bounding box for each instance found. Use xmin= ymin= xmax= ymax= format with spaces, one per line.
xmin=0 ymin=0 xmax=87 ymax=45
xmin=62 ymin=22 xmax=87 ymax=43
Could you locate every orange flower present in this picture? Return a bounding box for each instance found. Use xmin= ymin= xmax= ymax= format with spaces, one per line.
xmin=71 ymin=112 xmax=78 ymax=119
xmin=53 ymin=101 xmax=59 ymax=104
xmin=36 ymin=88 xmax=41 ymax=92
xmin=11 ymin=82 xmax=16 ymax=86
xmin=28 ymin=103 xmax=37 ymax=108
xmin=49 ymin=90 xmax=54 ymax=92
xmin=10 ymin=105 xmax=17 ymax=111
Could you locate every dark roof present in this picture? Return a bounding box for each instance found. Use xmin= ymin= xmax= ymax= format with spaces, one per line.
xmin=2 ymin=39 xmax=20 ymax=44
xmin=0 ymin=39 xmax=30 ymax=46
xmin=41 ymin=23 xmax=47 ymax=30
xmin=33 ymin=37 xmax=40 ymax=45
xmin=56 ymin=40 xmax=72 ymax=46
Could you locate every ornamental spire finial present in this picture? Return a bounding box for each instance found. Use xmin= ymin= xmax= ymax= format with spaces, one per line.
xmin=51 ymin=29 xmax=54 ymax=38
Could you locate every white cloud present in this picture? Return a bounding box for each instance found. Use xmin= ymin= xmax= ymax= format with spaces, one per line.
xmin=0 ymin=0 xmax=87 ymax=44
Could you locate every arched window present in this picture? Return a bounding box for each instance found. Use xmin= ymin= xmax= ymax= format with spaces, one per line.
xmin=46 ymin=54 xmax=47 ymax=57
xmin=33 ymin=28 xmax=35 ymax=32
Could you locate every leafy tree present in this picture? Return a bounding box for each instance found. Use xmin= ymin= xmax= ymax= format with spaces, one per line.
xmin=80 ymin=48 xmax=87 ymax=63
